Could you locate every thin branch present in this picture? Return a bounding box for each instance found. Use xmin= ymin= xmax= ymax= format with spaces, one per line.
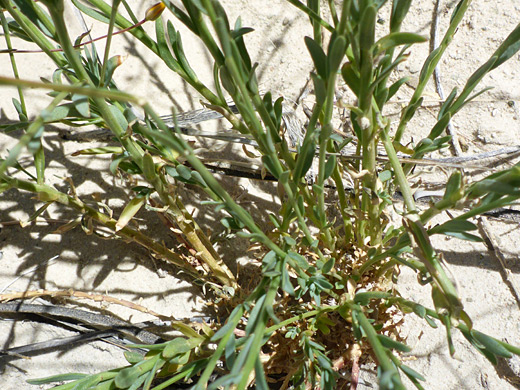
xmin=477 ymin=217 xmax=520 ymax=309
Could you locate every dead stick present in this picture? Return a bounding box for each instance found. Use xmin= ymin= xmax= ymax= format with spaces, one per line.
xmin=0 ymin=288 xmax=167 ymax=319
xmin=477 ymin=217 xmax=520 ymax=309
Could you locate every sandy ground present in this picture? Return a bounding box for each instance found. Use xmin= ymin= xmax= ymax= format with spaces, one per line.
xmin=1 ymin=0 xmax=520 ymax=389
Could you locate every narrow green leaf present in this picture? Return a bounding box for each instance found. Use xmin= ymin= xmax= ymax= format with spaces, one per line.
xmin=211 ymin=305 xmax=244 ymax=342
xmin=155 ymin=16 xmax=181 ymax=72
xmin=262 ymin=250 xmax=278 ymax=271
xmin=221 ymin=216 xmax=244 ymax=230
xmin=268 ymin=213 xmax=281 ymax=228
xmin=359 ymin=6 xmax=376 ymax=50
xmin=287 ymin=251 xmax=310 ymax=270
xmin=115 ymin=195 xmax=146 ymax=231
xmin=390 ymin=0 xmax=412 ymax=31
xmin=168 ymin=351 xmax=191 ymax=365
xmin=72 ymin=146 xmax=124 ymax=156
xmin=415 ymin=135 xmax=451 ymax=156
xmin=472 ymin=330 xmax=513 ymax=359
xmin=323 ymin=154 xmax=336 ymax=180
xmin=461 ymin=327 xmax=498 ymax=365
xmin=424 ymin=315 xmax=438 ymax=328
xmin=411 ymin=303 xmax=426 ymax=318
xmin=403 ymin=96 xmax=423 ymax=123
xmin=115 ymin=355 xmax=160 ymax=389
xmin=341 ymin=62 xmax=360 ymax=96
xmin=322 ymin=258 xmax=334 ymax=273
xmin=294 ymin=139 xmax=316 ymax=181
xmin=70 ymin=0 xmax=110 ymax=23
xmin=311 ymin=72 xmax=327 ymax=103
xmin=400 ymin=363 xmax=426 ymax=382
xmin=142 ymin=152 xmax=157 ymax=181
xmin=156 ymin=4 xmax=188 ymax=32
xmin=428 ymin=112 xmax=451 ymax=140
xmin=103 ymin=55 xmax=124 ymax=86
xmin=27 ymin=373 xmax=88 ymax=385
xmin=245 ymin=294 xmax=267 ymax=334
xmin=373 ymin=32 xmax=427 ymax=55
xmin=41 ymin=104 xmax=71 ymax=122
xmin=108 ymin=104 xmax=128 ymax=130
xmin=387 ymin=76 xmax=409 ymax=101
xmin=438 ymin=88 xmax=458 ymax=119
xmin=354 ymin=291 xmax=391 ymax=305
xmin=351 ymin=309 xmax=362 ymax=340
xmin=430 ymin=219 xmax=478 ymax=233
xmin=162 ymin=337 xmax=201 ymax=359
xmin=282 ymin=235 xmax=297 ymax=246
xmin=328 ymin=34 xmax=347 ymax=74
xmin=491 ymin=22 xmax=520 ymax=70
xmin=377 ymin=334 xmax=411 ymax=352
xmin=281 ymin=266 xmax=295 ymax=296
xmin=71 ymin=375 xmax=101 ymax=390
xmin=305 ymin=36 xmax=328 ymax=78
xmin=128 ymin=374 xmax=148 ymax=390
xmin=175 ymin=164 xmax=192 ymax=180
xmin=261 ymin=155 xmax=278 ymax=178
xmin=254 ymin=354 xmax=269 ymax=390
xmin=124 ymin=351 xmax=144 ymax=364
xmin=224 ymin=334 xmax=236 ymax=370
xmin=188 ymin=0 xmax=207 ymax=15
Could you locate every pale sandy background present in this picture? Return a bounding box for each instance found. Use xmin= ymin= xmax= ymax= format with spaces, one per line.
xmin=1 ymin=1 xmax=520 ymax=389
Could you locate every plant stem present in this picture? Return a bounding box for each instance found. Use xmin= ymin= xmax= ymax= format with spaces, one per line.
xmin=44 ymin=0 xmax=235 ymax=287
xmin=356 ymin=309 xmax=405 ymax=390
xmin=0 ymin=12 xmax=26 ymax=114
xmin=0 ymin=176 xmax=203 ymax=280
xmin=380 ymin=123 xmax=416 ymax=213
xmin=394 ymin=0 xmax=472 ymax=143
xmin=99 ymin=0 xmax=121 ymax=87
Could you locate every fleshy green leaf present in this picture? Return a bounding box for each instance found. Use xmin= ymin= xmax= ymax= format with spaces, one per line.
xmin=162 ymin=337 xmax=201 ymax=359
xmin=354 ymin=291 xmax=391 ymax=305
xmin=472 ymin=330 xmax=513 ymax=359
xmin=115 ymin=195 xmax=146 ymax=231
xmin=373 ymin=32 xmax=427 ymax=55
xmin=305 ymin=36 xmax=328 ymax=78
xmin=377 ymin=334 xmax=411 ymax=352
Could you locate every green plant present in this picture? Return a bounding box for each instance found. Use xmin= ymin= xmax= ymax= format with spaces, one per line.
xmin=1 ymin=0 xmax=520 ymax=389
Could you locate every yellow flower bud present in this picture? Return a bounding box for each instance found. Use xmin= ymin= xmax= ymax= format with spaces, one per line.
xmin=145 ymin=2 xmax=165 ymax=22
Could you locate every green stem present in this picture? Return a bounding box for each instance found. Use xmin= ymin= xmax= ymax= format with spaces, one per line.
xmin=309 ymin=0 xmax=322 ymax=45
xmin=0 ymin=0 xmax=67 ymax=67
xmin=143 ymin=105 xmax=288 ymax=260
xmin=358 ymin=115 xmax=381 ymax=246
xmin=265 ymin=305 xmax=338 ymax=334
xmin=0 ymin=76 xmax=142 ymax=104
xmin=194 ymin=306 xmax=244 ymax=389
xmin=284 ymin=0 xmax=334 ymax=32
xmin=99 ymin=0 xmax=121 ymax=87
xmin=331 ymin=166 xmax=353 ymax=244
xmin=394 ymin=0 xmax=472 ymax=142
xmin=356 ymin=309 xmax=405 ymax=390
xmin=236 ymin=277 xmax=280 ymax=390
xmin=43 ymin=1 xmax=237 ymax=287
xmin=380 ymin=123 xmax=416 ymax=213
xmin=0 ymin=12 xmax=26 ymax=115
